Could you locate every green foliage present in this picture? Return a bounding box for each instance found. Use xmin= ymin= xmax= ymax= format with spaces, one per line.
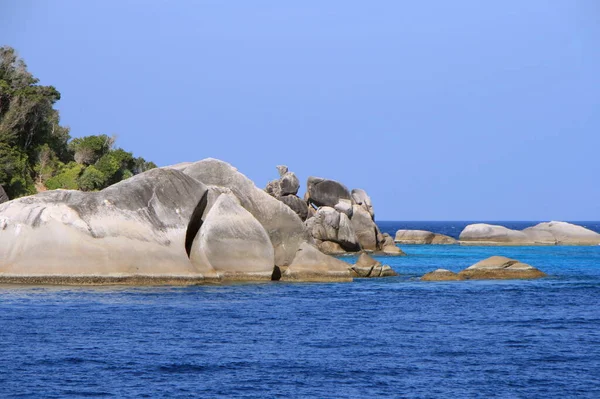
xmin=94 ymin=153 xmax=120 ymax=184
xmin=45 ymin=162 xmax=84 ymax=190
xmin=0 ymin=46 xmax=156 ymax=199
xmin=77 ymin=166 xmax=105 ymax=191
xmin=0 ymin=143 xmax=35 ymax=197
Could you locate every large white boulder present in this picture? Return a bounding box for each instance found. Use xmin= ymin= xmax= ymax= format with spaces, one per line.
xmin=0 ymin=168 xmax=218 ymax=284
xmin=191 ymin=193 xmax=274 ymax=280
xmin=170 ymin=158 xmax=309 ymax=266
xmin=524 ymin=221 xmax=600 ymax=245
xmin=459 ymin=223 xmax=533 ymax=245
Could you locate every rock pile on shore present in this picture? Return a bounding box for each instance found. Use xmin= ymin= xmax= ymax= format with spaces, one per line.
xmin=265 ymin=166 xmax=404 ymax=256
xmin=0 ymin=159 xmax=401 ymax=285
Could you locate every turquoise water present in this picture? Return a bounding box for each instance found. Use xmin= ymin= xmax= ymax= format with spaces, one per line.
xmin=1 ymin=222 xmax=599 ymax=398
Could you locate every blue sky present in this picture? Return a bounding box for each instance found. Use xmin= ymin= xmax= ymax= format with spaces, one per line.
xmin=1 ymin=1 xmax=599 ymax=220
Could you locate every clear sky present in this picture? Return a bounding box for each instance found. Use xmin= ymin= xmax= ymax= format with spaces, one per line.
xmin=1 ymin=1 xmax=598 ymax=220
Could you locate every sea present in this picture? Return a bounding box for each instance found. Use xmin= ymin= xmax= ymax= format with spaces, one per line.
xmin=1 ymin=221 xmax=599 ymax=398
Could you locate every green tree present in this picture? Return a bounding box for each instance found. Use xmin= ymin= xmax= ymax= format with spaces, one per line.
xmin=0 ymin=46 xmax=156 ymax=199
xmin=77 ymin=165 xmax=105 ymax=191
xmin=45 ymin=162 xmax=84 ymax=190
xmin=0 ymin=142 xmax=35 ymax=197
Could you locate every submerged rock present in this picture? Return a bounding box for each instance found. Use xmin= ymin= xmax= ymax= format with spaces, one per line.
xmin=395 ymin=229 xmax=457 ymax=245
xmin=458 ymin=256 xmax=547 ymax=280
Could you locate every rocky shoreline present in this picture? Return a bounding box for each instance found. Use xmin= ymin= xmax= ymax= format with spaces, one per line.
xmin=0 ymin=159 xmax=409 ymax=285
xmin=1 ymin=158 xmax=578 ymax=285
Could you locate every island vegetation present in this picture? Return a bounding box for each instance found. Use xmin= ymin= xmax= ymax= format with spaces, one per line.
xmin=0 ymin=46 xmax=155 ymax=200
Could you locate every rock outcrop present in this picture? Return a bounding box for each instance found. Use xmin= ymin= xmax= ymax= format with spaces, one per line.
xmin=524 ymin=222 xmax=600 ymax=245
xmin=281 ymin=242 xmax=353 ymax=282
xmin=458 ymin=256 xmax=547 ymax=280
xmin=459 ymin=224 xmax=532 ymax=245
xmin=350 ymin=204 xmax=378 ymax=251
xmin=379 ymin=233 xmax=406 ymax=255
xmin=421 ymin=269 xmax=463 ymax=281
xmin=0 ymin=185 xmax=8 ymax=204
xmin=459 ymin=222 xmax=600 ymax=246
xmin=350 ymin=253 xmax=398 ymax=278
xmin=305 ymin=206 xmax=359 ymax=251
xmin=191 ymin=193 xmax=274 ymax=281
xmin=172 ymin=159 xmax=309 ymax=266
xmin=264 ymin=165 xmax=307 ymax=221
xmin=264 ymin=166 xmax=404 ymax=257
xmin=306 ymin=176 xmax=351 ymax=208
xmin=0 ymin=168 xmax=218 ymax=284
xmin=395 ymin=230 xmax=457 ymax=245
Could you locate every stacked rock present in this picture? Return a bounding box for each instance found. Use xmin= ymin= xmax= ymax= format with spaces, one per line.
xmin=265 ymin=167 xmax=404 ymax=256
xmin=265 ymin=166 xmax=308 ymax=221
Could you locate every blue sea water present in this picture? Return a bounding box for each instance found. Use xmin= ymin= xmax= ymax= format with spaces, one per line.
xmin=1 ymin=222 xmax=600 ymax=398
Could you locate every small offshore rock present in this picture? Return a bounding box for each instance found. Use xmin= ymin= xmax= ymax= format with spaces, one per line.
xmin=395 ymin=229 xmax=457 ymax=245
xmin=421 ymin=269 xmax=463 ymax=281
xmin=458 ymin=256 xmax=547 ymax=280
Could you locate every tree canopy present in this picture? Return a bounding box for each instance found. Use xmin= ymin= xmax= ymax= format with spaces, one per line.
xmin=0 ymin=46 xmax=156 ymax=200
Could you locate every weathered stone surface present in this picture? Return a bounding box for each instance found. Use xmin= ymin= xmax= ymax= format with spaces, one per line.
xmin=0 ymin=168 xmax=218 ymax=283
xmin=395 ymin=229 xmax=457 ymax=245
xmin=318 ymin=240 xmax=346 ymax=255
xmin=276 ymin=165 xmax=288 ymax=177
xmin=459 ymin=221 xmax=600 ymax=246
xmin=334 ymin=199 xmax=353 ymax=218
xmin=305 ymin=207 xmax=358 ymax=251
xmin=421 ymin=269 xmax=463 ymax=281
xmin=524 ymin=221 xmax=600 ymax=245
xmin=280 ymin=172 xmax=300 ymax=196
xmin=351 ymin=188 xmax=374 ymax=218
xmin=350 ymin=205 xmax=378 ymax=251
xmin=355 ymin=253 xmax=380 ymax=268
xmin=458 ymin=256 xmax=547 ymax=280
xmin=281 ymin=242 xmax=353 ymax=282
xmin=171 ymin=158 xmax=309 ymax=266
xmin=459 ymin=224 xmax=533 ymax=245
xmin=306 ymin=176 xmax=351 ymax=208
xmin=307 ymin=205 xmax=316 ymax=220
xmin=191 ymin=193 xmax=274 ymax=281
xmin=265 ymin=180 xmax=281 ymax=198
xmin=280 ymin=195 xmax=308 ymax=221
xmin=351 ymin=253 xmax=398 ymax=278
xmin=0 ymin=185 xmax=8 ymax=204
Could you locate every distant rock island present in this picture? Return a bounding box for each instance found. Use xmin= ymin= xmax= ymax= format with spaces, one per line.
xmin=0 ymin=159 xmax=401 ymax=285
xmin=459 ymin=222 xmax=600 ymax=246
xmin=393 ymin=222 xmax=600 ymax=246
